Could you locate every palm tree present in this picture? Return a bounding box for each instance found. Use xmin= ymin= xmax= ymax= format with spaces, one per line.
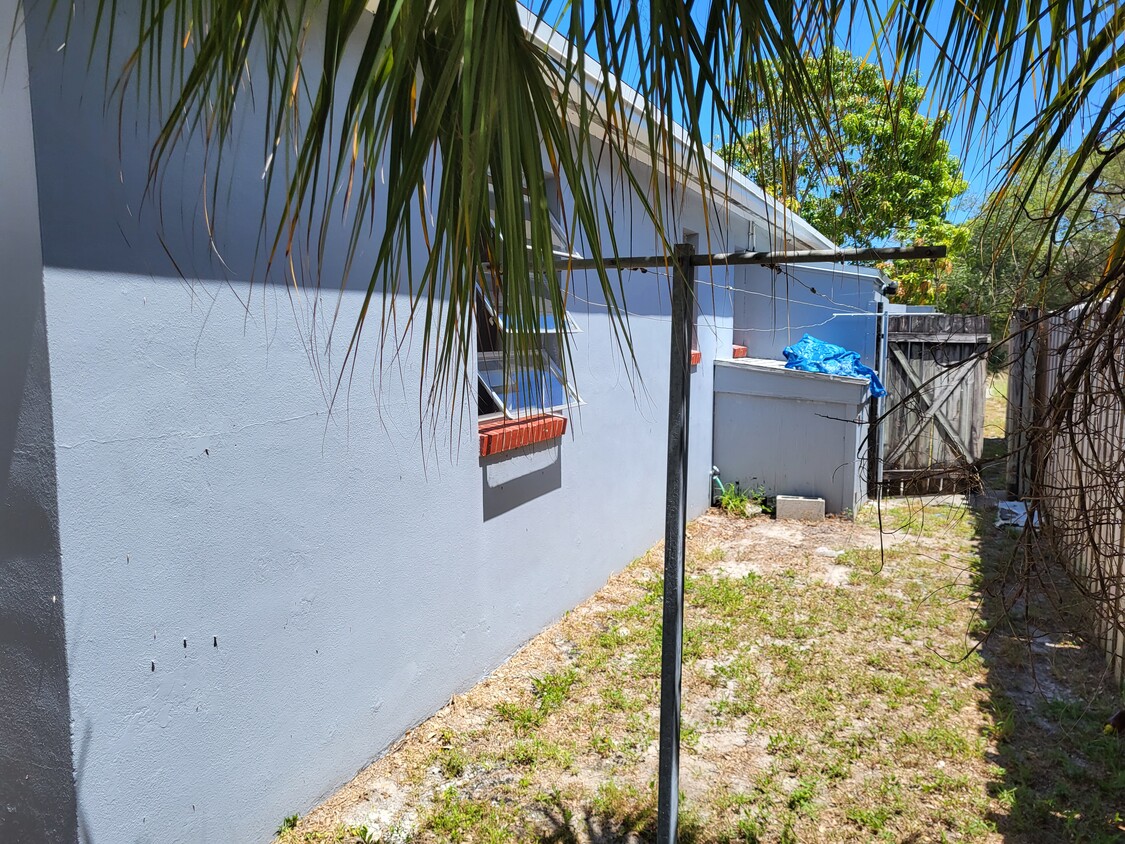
xmin=58 ymin=0 xmax=1122 ymax=404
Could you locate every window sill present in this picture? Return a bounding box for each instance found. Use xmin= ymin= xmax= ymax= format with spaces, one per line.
xmin=690 ymin=350 xmax=702 ymax=366
xmin=479 ymin=413 xmax=568 ymax=457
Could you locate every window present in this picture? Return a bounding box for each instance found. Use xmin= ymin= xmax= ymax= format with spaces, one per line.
xmin=487 ymin=183 xmax=580 ymax=259
xmin=477 ymin=278 xmax=580 ymax=335
xmin=477 ymin=352 xmax=576 ymax=416
xmin=477 ymin=181 xmax=583 ymax=423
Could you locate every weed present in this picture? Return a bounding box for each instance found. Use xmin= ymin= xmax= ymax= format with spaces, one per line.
xmin=345 ymin=826 xmax=378 ymax=844
xmin=718 ymin=481 xmax=751 ymax=516
xmin=535 ymin=787 xmax=574 ymax=831
xmin=895 ymin=726 xmax=976 ymax=759
xmin=532 ymin=668 xmax=578 ymax=714
xmin=590 ymin=729 xmax=616 ymax=757
xmin=504 ymin=737 xmax=573 ymax=769
xmin=729 ymin=814 xmax=763 ymax=843
xmin=766 ymin=731 xmax=807 ymax=757
xmin=591 ymin=780 xmax=654 ymax=834
xmin=439 ymin=747 xmax=469 ymax=779
xmin=919 ymin=770 xmax=971 ymax=794
xmin=787 ymin=777 xmax=818 ymax=814
xmin=986 ymin=694 xmax=1016 ymax=742
xmin=681 ymin=720 xmax=701 ymax=750
xmin=689 ymin=575 xmax=747 ymax=614
xmin=846 ymin=804 xmax=894 ymax=833
xmin=495 ymin=702 xmax=541 ymax=736
xmin=277 ymin=814 xmax=300 ymax=836
xmin=701 ymin=545 xmax=727 ymax=563
xmin=425 ymin=788 xmax=512 ymax=842
xmin=600 ymin=686 xmax=642 ymax=712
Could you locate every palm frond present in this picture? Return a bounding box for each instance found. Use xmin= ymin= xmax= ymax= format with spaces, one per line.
xmin=50 ymin=0 xmax=1125 ymax=412
xmin=60 ymin=0 xmax=854 ymax=414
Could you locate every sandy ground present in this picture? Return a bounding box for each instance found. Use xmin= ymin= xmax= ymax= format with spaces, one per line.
xmin=277 ymin=501 xmax=1030 ymax=843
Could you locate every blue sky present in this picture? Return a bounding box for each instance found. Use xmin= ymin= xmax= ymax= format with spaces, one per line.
xmin=535 ymin=1 xmax=1110 ymax=224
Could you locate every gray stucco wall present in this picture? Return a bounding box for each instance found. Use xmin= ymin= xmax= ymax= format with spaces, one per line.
xmin=16 ymin=5 xmax=744 ymax=842
xmin=0 ymin=5 xmax=78 ymax=841
xmin=733 ymin=263 xmax=884 ymax=366
xmin=712 ymin=360 xmax=870 ymax=514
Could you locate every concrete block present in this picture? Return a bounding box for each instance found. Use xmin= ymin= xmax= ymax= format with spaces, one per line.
xmin=776 ymin=495 xmax=825 ymax=521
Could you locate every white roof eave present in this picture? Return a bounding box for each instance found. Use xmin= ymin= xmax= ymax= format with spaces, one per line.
xmin=515 ymin=6 xmax=836 ymax=251
xmin=357 ymin=2 xmax=837 ymax=251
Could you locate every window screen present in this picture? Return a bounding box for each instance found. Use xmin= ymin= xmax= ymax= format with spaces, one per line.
xmin=477 ymin=352 xmax=577 ymax=417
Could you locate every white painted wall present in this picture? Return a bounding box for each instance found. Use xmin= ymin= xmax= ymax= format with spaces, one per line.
xmin=733 ymin=263 xmax=885 ymax=366
xmin=712 ymin=361 xmax=871 ymax=514
xmin=14 ymin=5 xmax=768 ymax=842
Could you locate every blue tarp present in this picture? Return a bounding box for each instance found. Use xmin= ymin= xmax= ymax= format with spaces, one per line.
xmin=782 ymin=334 xmax=887 ymax=397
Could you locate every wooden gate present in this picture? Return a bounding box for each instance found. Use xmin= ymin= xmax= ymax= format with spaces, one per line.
xmin=881 ymin=313 xmax=990 ymax=494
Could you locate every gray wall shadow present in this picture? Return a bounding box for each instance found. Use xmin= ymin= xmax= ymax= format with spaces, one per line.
xmin=481 ymin=440 xmax=563 ymax=521
xmin=0 ymin=282 xmax=78 ymax=843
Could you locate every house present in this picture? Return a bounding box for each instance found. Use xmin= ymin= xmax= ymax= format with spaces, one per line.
xmin=0 ymin=3 xmax=884 ymax=842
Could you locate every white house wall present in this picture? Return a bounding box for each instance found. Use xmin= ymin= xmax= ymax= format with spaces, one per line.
xmin=712 ymin=361 xmax=871 ymax=514
xmin=11 ymin=5 xmax=747 ymax=842
xmin=733 ymin=263 xmax=884 ymax=366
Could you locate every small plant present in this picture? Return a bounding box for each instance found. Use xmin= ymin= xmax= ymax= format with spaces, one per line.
xmin=496 ymin=669 xmax=578 ymax=737
xmin=787 ymin=777 xmax=818 ymax=814
xmin=718 ymin=481 xmax=751 ymax=516
xmin=439 ymin=746 xmax=469 ymax=779
xmin=346 ymin=826 xmax=379 ymax=844
xmin=276 ymin=813 xmax=300 ymax=835
xmin=426 ymin=788 xmax=486 ymax=839
xmin=495 ymin=701 xmax=541 ymax=735
xmin=590 ymin=729 xmax=616 ymax=757
xmin=425 ymin=788 xmax=513 ymax=842
xmin=714 ymin=473 xmax=772 ymax=517
xmin=733 ymin=814 xmax=763 ymax=843
xmin=748 ymin=485 xmax=774 ymax=516
xmin=531 ymin=668 xmax=578 ymax=715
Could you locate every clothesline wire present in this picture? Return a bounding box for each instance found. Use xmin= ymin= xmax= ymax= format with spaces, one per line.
xmin=565 ymin=263 xmax=882 ymax=346
xmin=589 ymin=264 xmax=876 ymax=316
xmin=567 ymin=288 xmax=852 ymax=337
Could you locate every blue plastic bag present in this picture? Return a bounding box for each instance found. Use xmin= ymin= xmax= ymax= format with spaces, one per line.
xmin=782 ymin=334 xmax=887 ymax=397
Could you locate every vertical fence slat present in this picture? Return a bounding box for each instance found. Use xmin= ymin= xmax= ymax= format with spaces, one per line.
xmin=881 ymin=314 xmax=991 ymax=494
xmin=1011 ymin=303 xmax=1125 ymax=683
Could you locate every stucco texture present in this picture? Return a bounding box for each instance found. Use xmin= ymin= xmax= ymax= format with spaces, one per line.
xmin=0 ymin=4 xmax=78 ymax=841
xmin=15 ymin=4 xmax=744 ymax=841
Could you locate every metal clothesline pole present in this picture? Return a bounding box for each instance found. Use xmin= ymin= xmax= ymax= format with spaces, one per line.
xmin=551 ymin=240 xmax=945 ymax=842
xmin=656 ymin=243 xmax=694 ymax=843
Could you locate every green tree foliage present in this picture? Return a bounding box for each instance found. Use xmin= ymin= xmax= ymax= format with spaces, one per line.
xmin=719 ymin=49 xmax=968 ymax=289
xmin=940 ymin=150 xmax=1124 ymax=345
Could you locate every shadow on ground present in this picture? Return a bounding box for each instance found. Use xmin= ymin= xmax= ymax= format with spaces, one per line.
xmin=971 ymin=433 xmax=1125 ymax=842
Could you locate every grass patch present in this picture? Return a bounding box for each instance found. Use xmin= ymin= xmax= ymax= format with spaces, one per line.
xmin=424 ymin=788 xmax=514 ymax=843
xmin=288 ymin=431 xmax=1124 ymax=844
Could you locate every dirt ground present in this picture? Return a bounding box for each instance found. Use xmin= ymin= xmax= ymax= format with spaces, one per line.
xmin=277 ymin=382 xmax=1124 ymax=843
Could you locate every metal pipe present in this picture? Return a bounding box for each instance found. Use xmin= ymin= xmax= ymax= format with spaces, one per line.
xmin=553 ymin=244 xmax=946 ymax=272
xmin=656 ymin=243 xmax=694 ymax=843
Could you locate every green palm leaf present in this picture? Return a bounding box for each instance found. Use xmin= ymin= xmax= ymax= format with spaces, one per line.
xmin=49 ymin=0 xmax=1125 ymax=407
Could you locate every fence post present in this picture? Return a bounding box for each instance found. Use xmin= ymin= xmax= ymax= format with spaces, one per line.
xmin=656 ymin=243 xmax=694 ymax=844
xmin=1006 ymin=307 xmax=1038 ymax=499
xmin=866 ymin=301 xmax=886 ymax=499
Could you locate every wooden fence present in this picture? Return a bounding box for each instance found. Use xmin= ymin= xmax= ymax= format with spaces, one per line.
xmin=880 ymin=313 xmax=990 ymax=495
xmin=1007 ymin=304 xmax=1125 ymax=682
